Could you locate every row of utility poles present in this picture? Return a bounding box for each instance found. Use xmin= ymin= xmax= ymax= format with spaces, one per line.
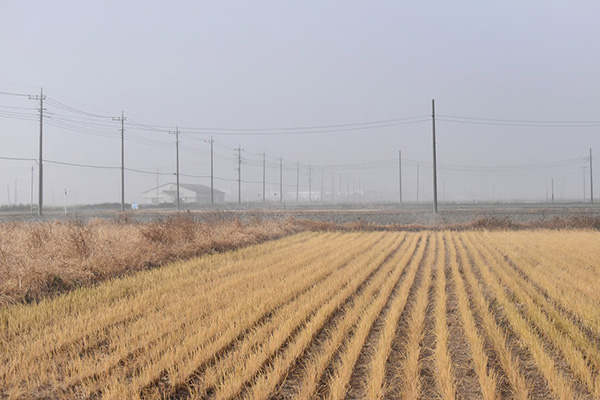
xmin=407 ymin=155 xmax=594 ymax=206
xmin=234 ymin=150 xmax=370 ymax=204
xmin=399 ymin=100 xmax=595 ymax=208
xmin=25 ymin=92 xmax=596 ymax=214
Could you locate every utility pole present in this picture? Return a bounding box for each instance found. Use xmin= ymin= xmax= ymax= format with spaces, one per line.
xmin=545 ymin=178 xmax=548 ymax=202
xmin=205 ymin=136 xmax=215 ymax=205
xmin=29 ymin=88 xmax=45 ymax=216
xmin=582 ymin=166 xmax=587 ymax=201
xmin=321 ymin=169 xmax=324 ymax=203
xmin=278 ymin=157 xmax=283 ymax=203
xmin=432 ymin=99 xmax=438 ymax=213
xmin=113 ymin=111 xmax=126 ymax=211
xmin=551 ymin=178 xmax=555 ymax=203
xmin=210 ymin=137 xmax=214 ymax=205
xmin=30 ymin=166 xmax=33 ymax=214
xmin=14 ymin=179 xmax=17 ymax=206
xmin=331 ymin=173 xmax=334 ymax=202
xmin=296 ymin=163 xmax=300 ymax=203
xmin=236 ymin=146 xmax=243 ymax=204
xmin=170 ymin=127 xmax=180 ymax=210
xmin=398 ymin=150 xmax=402 ymax=206
xmin=261 ymin=152 xmax=266 ymax=203
xmin=417 ymin=164 xmax=420 ymax=203
xmin=156 ymin=168 xmax=159 ymax=203
xmin=346 ymin=177 xmax=350 ymax=201
xmin=309 ymin=166 xmax=315 ymax=202
xmin=590 ymin=148 xmax=594 ymax=204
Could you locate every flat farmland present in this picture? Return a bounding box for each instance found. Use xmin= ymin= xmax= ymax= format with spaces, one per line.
xmin=1 ymin=231 xmax=600 ymax=399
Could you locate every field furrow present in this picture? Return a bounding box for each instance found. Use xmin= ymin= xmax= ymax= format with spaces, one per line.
xmin=113 ymin=233 xmax=387 ymax=399
xmin=453 ymin=234 xmax=529 ymax=399
xmin=459 ymin=234 xmax=574 ymax=399
xmin=469 ymin=232 xmax=600 ymax=398
xmin=244 ymin=233 xmax=417 ymax=400
xmin=1 ymin=230 xmax=599 ymax=400
xmin=442 ymin=232 xmax=485 ymax=400
xmin=201 ymin=233 xmax=406 ymax=400
xmin=270 ymin=233 xmax=421 ymax=400
xmin=393 ymin=232 xmax=435 ymax=399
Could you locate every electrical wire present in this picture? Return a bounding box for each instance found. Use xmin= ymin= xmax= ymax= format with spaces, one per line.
xmin=437 ymin=114 xmax=600 ymax=127
xmin=0 ymin=156 xmax=37 ymax=162
xmin=0 ymin=90 xmax=29 ymax=97
xmin=45 ymin=97 xmax=113 ymax=119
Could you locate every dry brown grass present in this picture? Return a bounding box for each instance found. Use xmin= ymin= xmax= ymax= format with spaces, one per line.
xmin=0 ymin=213 xmax=303 ymax=306
xmin=1 ymin=213 xmax=598 ymax=308
xmin=2 ymin=231 xmax=600 ymax=399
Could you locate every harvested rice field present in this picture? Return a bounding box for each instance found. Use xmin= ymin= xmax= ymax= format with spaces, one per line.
xmin=1 ymin=230 xmax=600 ymax=399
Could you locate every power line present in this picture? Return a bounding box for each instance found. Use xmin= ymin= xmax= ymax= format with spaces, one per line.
xmin=438 ymin=114 xmax=600 ymax=127
xmin=438 ymin=114 xmax=600 ymax=124
xmin=0 ymin=90 xmax=29 ymax=97
xmin=179 ymin=119 xmax=431 ymax=136
xmin=124 ymin=115 xmax=430 ymax=133
xmin=44 ymin=159 xmax=120 ymax=170
xmin=0 ymin=104 xmax=35 ymax=110
xmin=0 ymin=154 xmax=581 ymax=176
xmin=0 ymin=156 xmax=37 ymax=162
xmin=45 ymin=97 xmax=113 ymax=119
xmin=42 ymin=159 xmax=174 ymax=176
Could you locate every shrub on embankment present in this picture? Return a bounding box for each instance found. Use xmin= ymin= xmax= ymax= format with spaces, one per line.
xmin=0 ymin=213 xmax=301 ymax=306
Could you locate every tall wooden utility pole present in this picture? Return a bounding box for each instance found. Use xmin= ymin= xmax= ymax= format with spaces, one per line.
xmin=296 ymin=163 xmax=300 ymax=202
xmin=432 ymin=99 xmax=438 ymax=214
xmin=30 ymin=166 xmax=34 ymax=214
xmin=308 ymin=165 xmax=312 ymax=202
xmin=113 ymin=111 xmax=126 ymax=211
xmin=236 ymin=146 xmax=243 ymax=204
xmin=261 ymin=152 xmax=266 ymax=203
xmin=209 ymin=137 xmax=215 ymax=205
xmin=582 ymin=166 xmax=587 ymax=201
xmin=170 ymin=127 xmax=180 ymax=210
xmin=278 ymin=157 xmax=283 ymax=203
xmin=331 ymin=173 xmax=334 ymax=202
xmin=346 ymin=177 xmax=349 ymax=201
xmin=29 ymin=88 xmax=45 ymax=216
xmin=591 ymin=148 xmax=594 ymax=204
xmin=417 ymin=164 xmax=420 ymax=203
xmin=398 ymin=150 xmax=402 ymax=206
xmin=204 ymin=136 xmax=215 ymax=205
xmin=321 ymin=169 xmax=324 ymax=203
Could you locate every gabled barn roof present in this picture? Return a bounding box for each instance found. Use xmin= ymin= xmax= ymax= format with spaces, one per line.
xmin=143 ymin=183 xmax=225 ymax=195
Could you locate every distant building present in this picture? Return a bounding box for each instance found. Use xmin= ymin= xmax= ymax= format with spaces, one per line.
xmin=143 ymin=183 xmax=225 ymax=205
xmin=285 ymin=191 xmax=322 ymax=202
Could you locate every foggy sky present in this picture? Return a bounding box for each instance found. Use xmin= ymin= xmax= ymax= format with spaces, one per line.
xmin=1 ymin=1 xmax=599 ymax=206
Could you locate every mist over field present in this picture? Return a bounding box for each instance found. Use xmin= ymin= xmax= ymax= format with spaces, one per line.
xmin=3 ymin=5 xmax=600 ymax=397
xmin=0 ymin=1 xmax=599 ymax=208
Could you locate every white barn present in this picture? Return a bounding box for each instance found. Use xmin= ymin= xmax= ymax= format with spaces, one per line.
xmin=143 ymin=183 xmax=225 ymax=205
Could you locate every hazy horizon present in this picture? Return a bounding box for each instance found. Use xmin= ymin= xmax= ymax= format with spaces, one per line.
xmin=1 ymin=1 xmax=599 ymax=208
